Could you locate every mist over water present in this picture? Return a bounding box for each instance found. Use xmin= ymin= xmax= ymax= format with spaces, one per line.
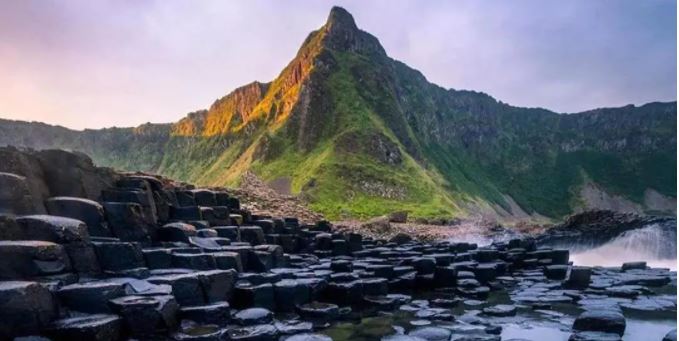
xmin=568 ymin=223 xmax=677 ymax=270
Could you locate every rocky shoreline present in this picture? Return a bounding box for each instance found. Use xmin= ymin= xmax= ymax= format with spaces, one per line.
xmin=0 ymin=149 xmax=676 ymax=341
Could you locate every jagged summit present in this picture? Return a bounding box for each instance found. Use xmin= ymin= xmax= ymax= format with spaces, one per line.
xmin=325 ymin=6 xmax=358 ymax=33
xmin=320 ymin=6 xmax=385 ymax=56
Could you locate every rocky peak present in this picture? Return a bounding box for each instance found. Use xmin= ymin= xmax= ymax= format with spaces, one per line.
xmin=320 ymin=6 xmax=385 ymax=56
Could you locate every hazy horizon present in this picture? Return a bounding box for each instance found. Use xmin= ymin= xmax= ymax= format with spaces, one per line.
xmin=1 ymin=0 xmax=676 ymax=130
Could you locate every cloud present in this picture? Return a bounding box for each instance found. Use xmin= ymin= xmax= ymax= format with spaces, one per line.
xmin=0 ymin=0 xmax=675 ymax=129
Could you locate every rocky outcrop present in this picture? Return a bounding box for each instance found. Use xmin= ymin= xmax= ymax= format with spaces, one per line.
xmin=0 ymin=150 xmax=675 ymax=340
xmin=536 ymin=210 xmax=676 ymax=249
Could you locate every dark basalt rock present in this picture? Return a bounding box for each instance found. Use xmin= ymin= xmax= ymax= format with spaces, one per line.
xmin=0 ymin=240 xmax=71 ymax=279
xmin=45 ymin=314 xmax=121 ymax=341
xmin=158 ymin=222 xmax=197 ymax=243
xmin=482 ymin=304 xmax=517 ymax=317
xmin=226 ymin=324 xmax=278 ymax=341
xmin=284 ymin=333 xmax=333 ymax=341
xmin=103 ymin=202 xmax=154 ymax=242
xmin=663 ymin=329 xmax=677 ymax=341
xmin=147 ymin=273 xmax=205 ymax=306
xmin=15 ymin=215 xmax=89 ymax=243
xmin=233 ymin=307 xmax=273 ymax=326
xmin=407 ymin=326 xmax=452 ymax=341
xmin=382 ymin=335 xmax=427 ymax=341
xmin=544 ymin=265 xmax=568 ymax=280
xmin=92 ymin=241 xmax=144 ymax=272
xmin=45 ymin=197 xmax=110 ymax=237
xmin=572 ymin=309 xmax=626 ymax=336
xmin=108 ymin=294 xmax=179 ymax=336
xmin=180 ymin=301 xmax=231 ymax=325
xmin=568 ymin=331 xmax=622 ymax=341
xmin=297 ymin=302 xmax=340 ymax=321
xmin=0 ymin=281 xmax=57 ymax=339
xmin=232 ymin=283 xmax=275 ymax=309
xmin=57 ymin=281 xmax=126 ymax=313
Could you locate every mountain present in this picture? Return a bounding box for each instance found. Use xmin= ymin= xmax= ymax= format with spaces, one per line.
xmin=0 ymin=7 xmax=676 ymax=221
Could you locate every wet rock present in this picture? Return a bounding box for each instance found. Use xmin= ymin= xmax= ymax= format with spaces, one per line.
xmin=234 ymin=307 xmax=273 ymax=326
xmin=143 ymin=248 xmax=173 ymax=269
xmin=568 ymin=331 xmax=622 ymax=341
xmin=170 ymin=206 xmax=203 ymax=221
xmin=226 ymin=324 xmax=278 ymax=341
xmin=240 ymin=226 xmax=266 ymax=245
xmin=103 ymin=202 xmax=153 ymax=242
xmin=382 ymin=335 xmax=427 ymax=341
xmin=323 ymin=280 xmax=364 ymax=304
xmin=572 ymin=309 xmax=626 ymax=336
xmin=297 ymin=302 xmax=339 ymax=321
xmin=544 ymin=265 xmax=569 ymax=280
xmin=172 ymin=321 xmax=224 ymax=341
xmin=361 ymin=277 xmax=389 ymax=296
xmin=482 ymin=304 xmax=517 ymax=317
xmin=274 ymin=279 xmax=310 ymax=312
xmin=284 ymin=333 xmax=333 ymax=341
xmin=197 ymin=269 xmax=237 ymax=302
xmin=15 ymin=215 xmax=89 ymax=243
xmin=57 ymin=281 xmax=126 ymax=313
xmin=214 ymin=226 xmax=241 ymax=241
xmin=46 ymin=314 xmax=121 ymax=341
xmin=232 ymin=283 xmax=275 ymax=309
xmin=45 ymin=197 xmax=110 ymax=237
xmin=566 ymin=266 xmax=592 ymax=289
xmin=108 ymin=294 xmax=179 ymax=336
xmin=663 ymin=329 xmax=677 ymax=341
xmin=621 ymin=261 xmax=647 ymax=271
xmin=0 ymin=281 xmax=57 ymax=339
xmin=158 ymin=222 xmax=197 ymax=243
xmin=407 ymin=326 xmax=452 ymax=341
xmin=274 ymin=320 xmax=313 ymax=335
xmin=92 ymin=241 xmax=144 ymax=272
xmin=172 ymin=253 xmax=216 ymax=270
xmin=0 ymin=240 xmax=71 ymax=279
xmin=180 ymin=301 xmax=231 ymax=325
xmin=212 ymin=251 xmax=243 ymax=272
xmin=148 ymin=273 xmax=205 ymax=306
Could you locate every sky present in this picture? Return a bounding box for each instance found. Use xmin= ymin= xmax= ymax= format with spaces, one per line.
xmin=0 ymin=0 xmax=676 ymax=130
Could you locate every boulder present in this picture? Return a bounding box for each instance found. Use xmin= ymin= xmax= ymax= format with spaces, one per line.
xmin=147 ymin=273 xmax=205 ymax=306
xmin=197 ymin=269 xmax=237 ymax=302
xmin=0 ymin=281 xmax=57 ymax=339
xmin=57 ymin=281 xmax=126 ymax=313
xmin=0 ymin=241 xmax=71 ymax=279
xmin=92 ymin=241 xmax=145 ymax=272
xmin=240 ymin=226 xmax=266 ymax=245
xmin=388 ymin=211 xmax=408 ymax=223
xmin=233 ymin=308 xmax=273 ymax=326
xmin=103 ymin=202 xmax=154 ymax=242
xmin=566 ymin=266 xmax=592 ymax=288
xmin=0 ymin=172 xmax=44 ymax=215
xmin=108 ymin=295 xmax=179 ymax=336
xmin=232 ymin=283 xmax=275 ymax=310
xmin=573 ymin=310 xmax=626 ymax=336
xmin=45 ymin=197 xmax=110 ymax=237
xmin=15 ymin=215 xmax=89 ymax=243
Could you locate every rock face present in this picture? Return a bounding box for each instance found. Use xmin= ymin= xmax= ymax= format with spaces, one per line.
xmin=0 ymin=6 xmax=674 ymax=221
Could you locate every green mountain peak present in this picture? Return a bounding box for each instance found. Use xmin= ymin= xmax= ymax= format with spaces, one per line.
xmin=0 ymin=7 xmax=675 ymax=222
